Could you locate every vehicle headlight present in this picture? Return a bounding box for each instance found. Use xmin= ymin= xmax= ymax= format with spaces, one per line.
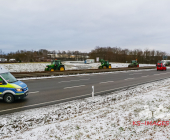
xmin=15 ymin=88 xmax=23 ymax=92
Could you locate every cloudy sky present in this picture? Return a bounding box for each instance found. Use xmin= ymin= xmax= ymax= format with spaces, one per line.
xmin=0 ymin=0 xmax=170 ymax=53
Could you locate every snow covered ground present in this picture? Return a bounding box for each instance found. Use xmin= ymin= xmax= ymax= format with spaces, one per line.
xmin=1 ymin=78 xmax=170 ymax=139
xmin=0 ymin=62 xmax=155 ymax=72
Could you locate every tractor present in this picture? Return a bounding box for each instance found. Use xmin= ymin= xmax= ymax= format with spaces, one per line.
xmin=98 ymin=59 xmax=112 ymax=69
xmin=128 ymin=60 xmax=139 ymax=68
xmin=45 ymin=60 xmax=65 ymax=71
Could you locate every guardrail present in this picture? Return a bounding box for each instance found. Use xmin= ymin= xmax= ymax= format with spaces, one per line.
xmin=11 ymin=66 xmax=156 ymax=78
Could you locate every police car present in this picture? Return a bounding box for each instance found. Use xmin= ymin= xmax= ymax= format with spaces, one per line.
xmin=0 ymin=66 xmax=28 ymax=103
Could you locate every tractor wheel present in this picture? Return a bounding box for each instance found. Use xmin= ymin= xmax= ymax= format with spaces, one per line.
xmin=60 ymin=66 xmax=65 ymax=71
xmin=103 ymin=66 xmax=107 ymax=69
xmin=50 ymin=68 xmax=54 ymax=72
xmin=109 ymin=64 xmax=111 ymax=68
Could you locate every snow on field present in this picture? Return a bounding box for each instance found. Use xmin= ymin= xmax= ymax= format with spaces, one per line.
xmin=0 ymin=61 xmax=155 ymax=72
xmin=1 ymin=78 xmax=170 ymax=139
xmin=111 ymin=63 xmax=155 ymax=68
xmin=0 ymin=63 xmax=51 ymax=72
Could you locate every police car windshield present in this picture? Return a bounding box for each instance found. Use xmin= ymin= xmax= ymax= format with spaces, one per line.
xmin=0 ymin=72 xmax=17 ymax=83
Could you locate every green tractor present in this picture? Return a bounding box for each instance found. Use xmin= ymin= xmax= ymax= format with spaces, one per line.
xmin=98 ymin=59 xmax=112 ymax=69
xmin=45 ymin=59 xmax=65 ymax=71
xmin=128 ymin=60 xmax=139 ymax=68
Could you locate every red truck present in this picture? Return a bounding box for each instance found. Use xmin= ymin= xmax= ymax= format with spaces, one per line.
xmin=157 ymin=63 xmax=166 ymax=71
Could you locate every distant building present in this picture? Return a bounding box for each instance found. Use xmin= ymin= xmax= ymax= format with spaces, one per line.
xmin=84 ymin=59 xmax=95 ymax=64
xmin=9 ymin=59 xmax=16 ymax=62
xmin=47 ymin=54 xmax=89 ymax=59
xmin=0 ymin=58 xmax=7 ymax=62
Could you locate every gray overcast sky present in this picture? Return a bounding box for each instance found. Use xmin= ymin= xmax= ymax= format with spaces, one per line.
xmin=0 ymin=0 xmax=170 ymax=53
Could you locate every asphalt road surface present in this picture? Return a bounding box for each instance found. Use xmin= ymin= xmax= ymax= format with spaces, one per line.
xmin=0 ymin=68 xmax=170 ymax=115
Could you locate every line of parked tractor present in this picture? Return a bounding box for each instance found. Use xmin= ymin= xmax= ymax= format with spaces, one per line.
xmin=44 ymin=58 xmax=169 ymax=72
xmin=44 ymin=59 xmax=139 ymax=72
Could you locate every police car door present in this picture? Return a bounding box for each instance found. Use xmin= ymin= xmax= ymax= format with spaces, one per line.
xmin=0 ymin=77 xmax=4 ymax=99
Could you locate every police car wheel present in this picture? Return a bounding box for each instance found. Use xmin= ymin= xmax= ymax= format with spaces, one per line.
xmin=4 ymin=94 xmax=14 ymax=103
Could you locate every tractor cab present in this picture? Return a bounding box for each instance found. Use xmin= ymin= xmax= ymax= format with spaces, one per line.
xmin=51 ymin=60 xmax=62 ymax=66
xmin=156 ymin=60 xmax=163 ymax=66
xmin=131 ymin=60 xmax=137 ymax=63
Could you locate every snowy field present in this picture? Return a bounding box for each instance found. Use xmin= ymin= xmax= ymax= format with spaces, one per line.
xmin=0 ymin=61 xmax=155 ymax=72
xmin=1 ymin=78 xmax=170 ymax=139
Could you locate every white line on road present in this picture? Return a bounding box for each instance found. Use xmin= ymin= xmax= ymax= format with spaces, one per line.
xmin=99 ymin=81 xmax=114 ymax=84
xmin=124 ymin=78 xmax=134 ymax=80
xmin=59 ymin=79 xmax=89 ymax=83
xmin=29 ymin=91 xmax=39 ymax=94
xmin=129 ymin=73 xmax=142 ymax=75
xmin=64 ymin=85 xmax=85 ymax=89
xmin=141 ymin=75 xmax=149 ymax=77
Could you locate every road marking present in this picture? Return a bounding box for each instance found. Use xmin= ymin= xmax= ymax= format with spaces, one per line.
xmin=129 ymin=73 xmax=142 ymax=75
xmin=141 ymin=75 xmax=148 ymax=77
xmin=124 ymin=78 xmax=134 ymax=80
xmin=29 ymin=91 xmax=39 ymax=94
xmin=59 ymin=79 xmax=89 ymax=83
xmin=64 ymin=85 xmax=85 ymax=89
xmin=99 ymin=81 xmax=114 ymax=84
xmin=160 ymin=73 xmax=167 ymax=74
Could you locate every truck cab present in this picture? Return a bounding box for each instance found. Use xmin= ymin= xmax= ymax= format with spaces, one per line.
xmin=0 ymin=66 xmax=28 ymax=103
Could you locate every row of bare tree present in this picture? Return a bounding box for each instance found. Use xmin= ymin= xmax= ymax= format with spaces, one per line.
xmin=5 ymin=49 xmax=49 ymax=62
xmin=2 ymin=49 xmax=88 ymax=62
xmin=1 ymin=47 xmax=168 ymax=63
xmin=89 ymin=46 xmax=167 ymax=64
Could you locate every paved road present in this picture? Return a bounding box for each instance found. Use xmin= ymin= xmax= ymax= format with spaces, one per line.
xmin=0 ymin=69 xmax=170 ymax=115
